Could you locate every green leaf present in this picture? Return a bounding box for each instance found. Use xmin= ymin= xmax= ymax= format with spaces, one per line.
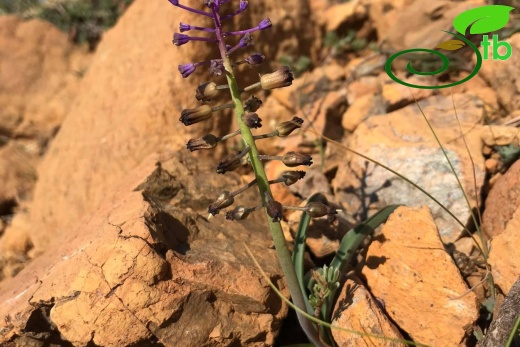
xmin=453 ymin=5 xmax=514 ymax=35
xmin=436 ymin=39 xmax=465 ymax=51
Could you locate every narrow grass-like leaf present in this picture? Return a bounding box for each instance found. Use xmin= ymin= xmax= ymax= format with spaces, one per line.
xmin=505 ymin=315 xmax=520 ymax=347
xmin=293 ymin=193 xmax=330 ymax=316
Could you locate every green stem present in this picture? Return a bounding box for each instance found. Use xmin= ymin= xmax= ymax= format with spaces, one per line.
xmin=211 ymin=9 xmax=326 ymax=347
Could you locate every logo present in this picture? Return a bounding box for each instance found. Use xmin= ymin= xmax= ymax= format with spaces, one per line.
xmin=385 ymin=5 xmax=515 ymax=89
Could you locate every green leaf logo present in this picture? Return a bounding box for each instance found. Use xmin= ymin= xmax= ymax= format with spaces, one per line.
xmin=453 ymin=5 xmax=514 ymax=35
xmin=436 ymin=40 xmax=466 ymax=51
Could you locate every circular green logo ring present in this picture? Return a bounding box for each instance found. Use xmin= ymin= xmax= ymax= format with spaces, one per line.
xmin=385 ymin=31 xmax=483 ymax=89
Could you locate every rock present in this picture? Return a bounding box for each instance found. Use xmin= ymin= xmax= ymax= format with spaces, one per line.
xmin=345 ymin=75 xmax=380 ymax=104
xmin=364 ymin=0 xmax=415 ymax=46
xmin=341 ymin=93 xmax=384 ymax=132
xmin=320 ymin=0 xmax=367 ymax=32
xmin=481 ymin=125 xmax=520 ymax=147
xmin=362 ymin=206 xmax=478 ymax=346
xmin=0 ymin=16 xmax=91 ymax=144
xmin=482 ymin=160 xmax=520 ymax=239
xmin=332 ymin=276 xmax=404 ymax=347
xmin=333 ymin=93 xmax=486 ymax=243
xmin=0 ymin=153 xmax=289 ymax=347
xmin=380 ymin=73 xmax=434 ymax=112
xmin=478 ymin=33 xmax=520 ymax=113
xmin=488 ymin=205 xmax=520 ymax=295
xmin=0 ymin=16 xmax=91 ymax=278
xmin=0 ymin=141 xmax=37 ymax=208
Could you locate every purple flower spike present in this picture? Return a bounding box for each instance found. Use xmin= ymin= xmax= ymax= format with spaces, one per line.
xmin=258 ymin=18 xmax=272 ymax=30
xmin=173 ymin=33 xmax=190 ymax=46
xmin=178 ymin=63 xmax=196 ymax=78
xmin=179 ymin=23 xmax=190 ymax=32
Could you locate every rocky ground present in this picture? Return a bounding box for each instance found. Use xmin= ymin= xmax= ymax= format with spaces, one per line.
xmin=0 ymin=0 xmax=519 ymax=346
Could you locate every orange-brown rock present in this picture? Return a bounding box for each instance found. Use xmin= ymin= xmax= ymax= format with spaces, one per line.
xmin=362 ymin=206 xmax=478 ymax=346
xmin=0 ymin=16 xmax=91 ymax=143
xmin=332 ymin=276 xmax=404 ymax=347
xmin=333 ymin=93 xmax=486 ymax=243
xmin=0 ymin=153 xmax=288 ymax=347
xmin=488 ymin=205 xmax=520 ymax=295
xmin=482 ymin=160 xmax=520 ymax=239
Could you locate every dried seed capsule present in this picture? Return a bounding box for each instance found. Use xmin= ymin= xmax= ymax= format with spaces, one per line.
xmin=243 ymin=112 xmax=262 ymax=128
xmin=305 ymin=202 xmax=335 ymax=218
xmin=216 ymin=153 xmax=244 ymax=174
xmin=226 ymin=206 xmax=250 ymax=221
xmin=196 ymin=82 xmax=221 ymax=101
xmin=266 ymin=199 xmax=284 ymax=222
xmin=244 ymin=95 xmax=262 ymax=112
xmin=282 ymin=151 xmax=313 ymax=167
xmin=276 ymin=117 xmax=303 ymax=137
xmin=208 ymin=191 xmax=235 ymax=216
xmin=186 ymin=134 xmax=218 ymax=151
xmin=260 ymin=66 xmax=294 ymax=90
xmin=280 ymin=170 xmax=306 ymax=186
xmin=180 ymin=105 xmax=213 ymax=126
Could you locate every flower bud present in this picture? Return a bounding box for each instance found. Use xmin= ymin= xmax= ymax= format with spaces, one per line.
xmin=305 ymin=202 xmax=337 ymax=218
xmin=186 ymin=134 xmax=218 ymax=151
xmin=226 ymin=206 xmax=250 ymax=221
xmin=280 ymin=170 xmax=306 ymax=186
xmin=179 ymin=22 xmax=190 ymax=32
xmin=276 ymin=117 xmax=303 ymax=137
xmin=244 ymin=96 xmax=263 ymax=112
xmin=245 ymin=53 xmax=265 ymax=65
xmin=282 ymin=151 xmax=313 ymax=167
xmin=173 ymin=33 xmax=189 ymax=46
xmin=208 ymin=191 xmax=235 ymax=216
xmin=196 ymin=82 xmax=221 ymax=101
xmin=243 ymin=112 xmax=262 ymax=128
xmin=258 ymin=18 xmax=272 ymax=30
xmin=260 ymin=66 xmax=294 ymax=90
xmin=180 ymin=105 xmax=213 ymax=126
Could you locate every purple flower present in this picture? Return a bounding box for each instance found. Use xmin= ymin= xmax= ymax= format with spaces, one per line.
xmin=178 ymin=63 xmax=196 ymax=78
xmin=227 ymin=33 xmax=253 ymax=55
xmin=179 ymin=22 xmax=190 ymax=32
xmin=173 ymin=33 xmax=189 ymax=46
xmin=258 ymin=18 xmax=272 ymax=30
